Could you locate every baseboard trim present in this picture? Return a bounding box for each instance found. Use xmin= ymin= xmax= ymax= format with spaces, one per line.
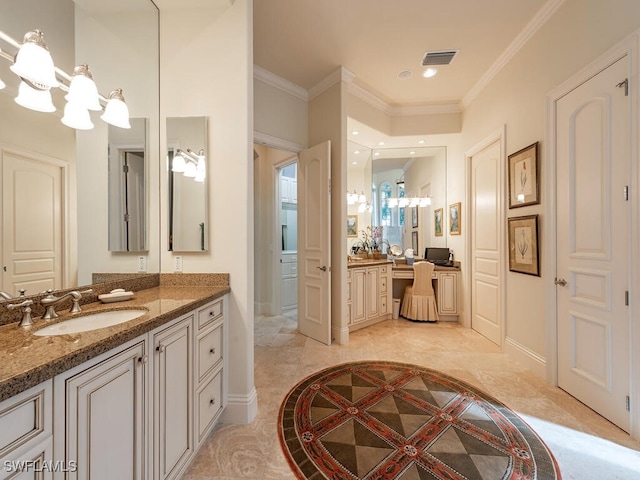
xmin=222 ymin=387 xmax=258 ymax=424
xmin=254 ymin=301 xmax=271 ymax=316
xmin=504 ymin=336 xmax=547 ymax=379
xmin=332 ymin=324 xmax=349 ymax=345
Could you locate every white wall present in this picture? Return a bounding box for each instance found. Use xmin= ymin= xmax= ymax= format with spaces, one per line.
xmin=460 ymin=0 xmax=640 ymax=373
xmin=160 ymin=0 xmax=255 ymax=423
xmin=254 ymin=78 xmax=308 ymax=147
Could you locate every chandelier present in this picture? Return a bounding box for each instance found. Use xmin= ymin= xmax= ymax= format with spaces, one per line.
xmin=0 ymin=29 xmax=131 ymax=130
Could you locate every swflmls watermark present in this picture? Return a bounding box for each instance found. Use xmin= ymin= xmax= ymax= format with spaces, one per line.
xmin=3 ymin=460 xmax=78 ymax=473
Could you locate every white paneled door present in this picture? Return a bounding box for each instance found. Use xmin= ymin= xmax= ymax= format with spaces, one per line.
xmin=556 ymin=56 xmax=630 ymax=431
xmin=2 ymin=149 xmax=62 ymax=294
xmin=297 ymin=141 xmax=331 ymax=345
xmin=470 ymin=138 xmax=503 ymax=346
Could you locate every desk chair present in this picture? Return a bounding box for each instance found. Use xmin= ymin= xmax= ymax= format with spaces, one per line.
xmin=400 ymin=261 xmax=439 ymax=322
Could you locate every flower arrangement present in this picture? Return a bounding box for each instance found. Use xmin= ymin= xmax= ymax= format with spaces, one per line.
xmin=354 ymin=226 xmax=389 ymax=254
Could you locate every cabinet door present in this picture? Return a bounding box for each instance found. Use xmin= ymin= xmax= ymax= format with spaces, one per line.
xmin=351 ymin=269 xmax=366 ymax=323
xmin=58 ymin=341 xmax=146 ymax=480
xmin=152 ymin=316 xmax=193 ymax=480
xmin=437 ymin=272 xmax=459 ymax=315
xmin=365 ymin=267 xmax=380 ymax=319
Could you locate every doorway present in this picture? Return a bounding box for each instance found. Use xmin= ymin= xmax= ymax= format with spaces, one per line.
xmin=279 ymin=161 xmax=298 ymax=319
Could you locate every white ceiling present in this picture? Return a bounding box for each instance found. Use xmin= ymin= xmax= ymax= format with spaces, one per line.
xmin=254 ymin=0 xmax=550 ymax=107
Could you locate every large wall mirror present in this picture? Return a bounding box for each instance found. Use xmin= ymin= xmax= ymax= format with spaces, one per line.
xmin=347 ymin=140 xmax=447 ymax=258
xmin=167 ymin=116 xmax=209 ymax=252
xmin=0 ymin=0 xmax=159 ymax=295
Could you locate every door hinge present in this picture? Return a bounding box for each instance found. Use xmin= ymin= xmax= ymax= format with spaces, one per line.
xmin=123 ymin=214 xmax=130 ymax=222
xmin=625 ymin=290 xmax=629 ymax=306
xmin=626 ymin=395 xmax=631 ymax=412
xmin=617 ymin=78 xmax=629 ymax=96
xmin=122 ymin=164 xmax=129 ymax=173
xmin=624 ymin=185 xmax=629 ymax=201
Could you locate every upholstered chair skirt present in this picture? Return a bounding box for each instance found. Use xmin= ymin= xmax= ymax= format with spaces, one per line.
xmin=400 ymin=261 xmax=439 ymax=322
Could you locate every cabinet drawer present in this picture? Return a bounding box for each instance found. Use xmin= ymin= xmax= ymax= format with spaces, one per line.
xmin=282 ymin=263 xmax=297 ymax=276
xmin=380 ymin=265 xmax=388 ymax=274
xmin=380 ymin=296 xmax=388 ymax=314
xmin=380 ymin=275 xmax=387 ymax=293
xmin=197 ymin=325 xmax=223 ymax=383
xmin=198 ymin=298 xmax=223 ymax=330
xmin=196 ymin=369 xmax=223 ymax=443
xmin=0 ymin=381 xmax=51 ymax=460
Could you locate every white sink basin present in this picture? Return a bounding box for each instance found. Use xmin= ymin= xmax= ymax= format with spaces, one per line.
xmin=33 ymin=309 xmax=147 ymax=336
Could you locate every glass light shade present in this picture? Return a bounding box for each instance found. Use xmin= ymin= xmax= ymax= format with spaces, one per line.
xmin=196 ymin=156 xmax=206 ymax=175
xmin=409 ymin=198 xmax=420 ymax=207
xmin=194 ymin=169 xmax=206 ymax=182
xmin=183 ymin=161 xmax=197 ymax=178
xmin=398 ymin=198 xmax=409 ymax=208
xmin=100 ymin=89 xmax=131 ymax=128
xmin=387 ymin=198 xmax=398 ymax=208
xmin=419 ymin=197 xmax=432 ymax=207
xmin=61 ymin=101 xmax=94 ymax=130
xmin=172 ymin=153 xmax=186 ymax=173
xmin=15 ymin=81 xmax=55 ymax=112
xmin=65 ymin=65 xmax=101 ymax=111
xmin=0 ymin=77 xmax=5 ymax=90
xmin=358 ymin=192 xmax=366 ymax=203
xmin=10 ymin=31 xmax=59 ymax=89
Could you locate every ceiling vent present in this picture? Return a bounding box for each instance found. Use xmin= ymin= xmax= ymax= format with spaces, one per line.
xmin=421 ymin=50 xmax=458 ymax=66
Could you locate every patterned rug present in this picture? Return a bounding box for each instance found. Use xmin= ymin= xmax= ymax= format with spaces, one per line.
xmin=278 ymin=361 xmax=561 ymax=480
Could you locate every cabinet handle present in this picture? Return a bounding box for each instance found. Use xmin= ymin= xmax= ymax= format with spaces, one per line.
xmin=156 ymin=344 xmax=166 ymax=353
xmin=209 ymin=310 xmax=214 ymax=316
xmin=209 ymin=398 xmax=216 ymax=406
xmin=209 ymin=348 xmax=216 ymax=355
xmin=138 ymin=355 xmax=148 ymax=364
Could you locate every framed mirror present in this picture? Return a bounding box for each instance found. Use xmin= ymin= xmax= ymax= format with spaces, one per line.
xmin=167 ymin=116 xmax=208 ymax=252
xmin=0 ymin=0 xmax=159 ymax=294
xmin=108 ymin=118 xmax=147 ymax=252
xmin=347 ymin=140 xmax=447 ymax=258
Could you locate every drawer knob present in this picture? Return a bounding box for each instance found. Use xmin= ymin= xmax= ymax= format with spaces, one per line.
xmin=156 ymin=345 xmax=166 ymax=353
xmin=138 ymin=355 xmax=148 ymax=364
xmin=209 ymin=348 xmax=216 ymax=355
xmin=209 ymin=310 xmax=214 ymax=316
xmin=209 ymin=398 xmax=216 ymax=406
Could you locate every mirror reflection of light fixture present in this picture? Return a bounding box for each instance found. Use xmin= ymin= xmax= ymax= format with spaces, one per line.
xmin=346 ymin=190 xmax=368 ymax=206
xmin=61 ymin=101 xmax=94 ymax=130
xmin=14 ymin=80 xmax=55 ymax=112
xmin=0 ymin=77 xmax=5 ymax=89
xmin=0 ymin=28 xmax=132 ymax=130
xmin=173 ymin=148 xmax=206 ymax=182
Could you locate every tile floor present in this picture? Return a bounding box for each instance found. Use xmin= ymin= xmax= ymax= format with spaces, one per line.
xmin=183 ymin=315 xmax=640 ymax=480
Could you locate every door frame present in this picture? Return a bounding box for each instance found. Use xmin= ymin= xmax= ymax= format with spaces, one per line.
xmin=464 ymin=127 xmax=507 ymax=342
xmin=545 ymin=31 xmax=640 ymax=439
xmin=254 ymin=131 xmax=305 ymax=316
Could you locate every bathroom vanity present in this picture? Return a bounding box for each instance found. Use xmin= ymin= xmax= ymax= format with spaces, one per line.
xmin=0 ymin=274 xmax=229 ymax=480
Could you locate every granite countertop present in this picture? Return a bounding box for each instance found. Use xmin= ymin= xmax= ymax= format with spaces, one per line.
xmin=0 ymin=284 xmax=229 ymax=402
xmin=347 ymin=259 xmax=393 ymax=268
xmin=392 ymin=260 xmax=461 ymax=271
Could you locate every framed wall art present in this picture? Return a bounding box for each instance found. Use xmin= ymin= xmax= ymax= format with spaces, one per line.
xmin=434 ymin=208 xmax=443 ymax=237
xmin=508 ymin=142 xmax=539 ymax=208
xmin=449 ymin=202 xmax=461 ymax=235
xmin=508 ymin=214 xmax=540 ymax=276
xmin=411 ymin=231 xmax=418 ymax=253
xmin=347 ymin=215 xmax=358 ymax=237
xmin=411 ymin=206 xmax=419 ymax=228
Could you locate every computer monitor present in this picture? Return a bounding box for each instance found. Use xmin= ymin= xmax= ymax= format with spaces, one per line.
xmin=424 ymin=247 xmax=450 ymax=263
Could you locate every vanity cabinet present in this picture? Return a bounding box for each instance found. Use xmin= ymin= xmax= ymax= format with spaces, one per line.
xmin=151 ymin=315 xmax=193 ymax=480
xmin=47 ymin=294 xmax=227 ymax=480
xmin=53 ymin=340 xmax=147 ymax=480
xmin=437 ymin=272 xmax=459 ymax=316
xmin=0 ymin=381 xmax=53 ymax=480
xmin=349 ymin=263 xmax=392 ymax=330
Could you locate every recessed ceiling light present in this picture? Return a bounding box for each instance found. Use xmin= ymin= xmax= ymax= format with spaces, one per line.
xmin=397 ymin=70 xmax=412 ymax=79
xmin=351 ymin=130 xmax=359 ymax=135
xmin=422 ymin=68 xmax=438 ymax=78
xmin=354 ymin=150 xmax=360 ymax=154
xmin=410 ymin=151 xmax=416 ymax=155
xmin=352 ymin=161 xmax=358 ymax=165
xmin=418 ymin=140 xmax=425 ymax=144
xmin=374 ymin=152 xmax=380 ymax=156
xmin=378 ymin=141 xmax=385 ymax=146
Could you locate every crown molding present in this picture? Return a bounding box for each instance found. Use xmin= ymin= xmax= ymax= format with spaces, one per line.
xmin=462 ymin=0 xmax=566 ymax=108
xmin=253 ymin=130 xmax=305 ymax=153
xmin=253 ymin=65 xmax=308 ymax=101
xmin=308 ymin=67 xmax=355 ymax=100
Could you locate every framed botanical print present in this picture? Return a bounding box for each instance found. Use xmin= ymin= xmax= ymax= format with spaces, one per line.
xmin=411 ymin=231 xmax=418 ymax=253
xmin=411 ymin=206 xmax=418 ymax=228
xmin=508 ymin=142 xmax=539 ymax=208
xmin=508 ymin=214 xmax=540 ymax=276
xmin=449 ymin=202 xmax=461 ymax=235
xmin=434 ymin=208 xmax=443 ymax=237
xmin=347 ymin=215 xmax=358 ymax=237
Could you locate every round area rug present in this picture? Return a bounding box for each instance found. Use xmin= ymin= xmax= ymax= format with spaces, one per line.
xmin=278 ymin=361 xmax=561 ymax=480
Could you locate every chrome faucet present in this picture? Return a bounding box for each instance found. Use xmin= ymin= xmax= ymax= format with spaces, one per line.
xmin=6 ymin=299 xmax=34 ymax=327
xmin=0 ymin=291 xmax=12 ymax=300
xmin=40 ymin=289 xmax=93 ymax=319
